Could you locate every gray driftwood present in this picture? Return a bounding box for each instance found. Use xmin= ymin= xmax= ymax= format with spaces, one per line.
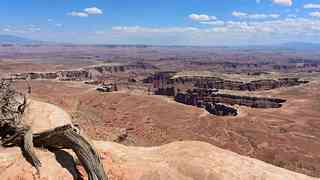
xmin=0 ymin=80 xmax=107 ymax=180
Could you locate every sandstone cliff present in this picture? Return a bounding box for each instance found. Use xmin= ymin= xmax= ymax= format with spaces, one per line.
xmin=10 ymin=62 xmax=158 ymax=81
xmin=151 ymin=71 xmax=309 ymax=92
xmin=0 ymin=141 xmax=318 ymax=180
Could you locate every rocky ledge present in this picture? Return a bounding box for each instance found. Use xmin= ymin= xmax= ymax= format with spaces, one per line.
xmin=0 ymin=141 xmax=318 ymax=180
xmin=182 ymin=77 xmax=308 ymax=91
xmin=10 ymin=62 xmax=158 ymax=81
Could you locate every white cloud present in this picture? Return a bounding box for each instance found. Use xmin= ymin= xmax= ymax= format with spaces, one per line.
xmin=227 ymin=18 xmax=320 ymax=34
xmin=211 ymin=16 xmax=217 ymax=20
xmin=210 ymin=27 xmax=228 ymax=33
xmin=200 ymin=21 xmax=225 ymax=26
xmin=84 ymin=7 xmax=103 ymax=15
xmin=232 ymin=11 xmax=247 ymax=17
xmin=1 ymin=25 xmax=44 ymax=34
xmin=232 ymin=11 xmax=280 ymax=19
xmin=67 ymin=7 xmax=103 ymax=17
xmin=249 ymin=18 xmax=320 ymax=34
xmin=95 ymin=30 xmax=107 ymax=35
xmin=47 ymin=19 xmax=53 ymax=22
xmin=269 ymin=14 xmax=281 ymax=18
xmin=91 ymin=17 xmax=320 ymax=45
xmin=304 ymin=4 xmax=320 ymax=9
xmin=2 ymin=28 xmax=11 ymax=32
xmin=287 ymin=14 xmax=297 ymax=18
xmin=112 ymin=26 xmax=199 ymax=33
xmin=310 ymin=12 xmax=320 ymax=17
xmin=28 ymin=27 xmax=41 ymax=32
xmin=111 ymin=18 xmax=320 ymax=36
xmin=272 ymin=0 xmax=292 ymax=7
xmin=68 ymin=11 xmax=88 ymax=17
xmin=249 ymin=14 xmax=279 ymax=19
xmin=55 ymin=24 xmax=63 ymax=27
xmin=189 ymin=14 xmax=217 ymax=21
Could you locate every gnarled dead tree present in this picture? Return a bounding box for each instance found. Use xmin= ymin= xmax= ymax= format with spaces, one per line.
xmin=0 ymin=80 xmax=107 ymax=180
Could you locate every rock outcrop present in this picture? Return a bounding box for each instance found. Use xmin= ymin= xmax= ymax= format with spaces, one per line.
xmin=208 ymin=93 xmax=286 ymax=108
xmin=0 ymin=141 xmax=318 ymax=180
xmin=175 ymin=91 xmax=238 ymax=116
xmin=174 ymin=88 xmax=286 ymax=116
xmin=11 ymin=70 xmax=90 ymax=81
xmin=203 ymin=102 xmax=238 ymax=116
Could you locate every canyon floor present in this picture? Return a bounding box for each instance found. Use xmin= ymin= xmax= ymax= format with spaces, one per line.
xmin=12 ymin=77 xmax=320 ymax=178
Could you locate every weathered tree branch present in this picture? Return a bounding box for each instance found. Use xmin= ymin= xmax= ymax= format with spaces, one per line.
xmin=0 ymin=80 xmax=108 ymax=180
xmin=33 ymin=124 xmax=108 ymax=180
xmin=24 ymin=128 xmax=42 ymax=170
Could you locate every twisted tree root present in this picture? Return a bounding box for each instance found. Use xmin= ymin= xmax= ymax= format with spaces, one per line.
xmin=33 ymin=124 xmax=108 ymax=180
xmin=23 ymin=128 xmax=42 ymax=171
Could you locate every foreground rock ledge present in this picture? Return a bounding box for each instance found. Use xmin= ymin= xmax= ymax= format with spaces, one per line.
xmin=0 ymin=140 xmax=318 ymax=180
xmin=0 ymin=100 xmax=318 ymax=180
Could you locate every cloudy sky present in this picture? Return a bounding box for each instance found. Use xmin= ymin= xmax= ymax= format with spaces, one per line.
xmin=0 ymin=0 xmax=320 ymax=45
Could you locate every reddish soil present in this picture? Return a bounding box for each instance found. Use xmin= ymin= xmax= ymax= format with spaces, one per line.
xmin=14 ymin=79 xmax=320 ymax=178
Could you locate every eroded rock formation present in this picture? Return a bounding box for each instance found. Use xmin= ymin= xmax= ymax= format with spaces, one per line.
xmin=204 ymin=102 xmax=238 ymax=116
xmin=195 ymin=78 xmax=309 ymax=91
xmin=175 ymin=90 xmax=238 ymax=116
xmin=207 ymin=93 xmax=286 ymax=108
xmin=10 ymin=62 xmax=158 ymax=81
xmin=0 ymin=141 xmax=318 ymax=180
xmin=174 ymin=77 xmax=308 ymax=91
xmin=188 ymin=60 xmax=320 ymax=73
xmin=149 ymin=72 xmax=309 ymax=92
xmin=175 ymin=88 xmax=286 ymax=116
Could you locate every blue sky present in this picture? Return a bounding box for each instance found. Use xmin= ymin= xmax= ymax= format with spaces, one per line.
xmin=1 ymin=0 xmax=320 ymax=45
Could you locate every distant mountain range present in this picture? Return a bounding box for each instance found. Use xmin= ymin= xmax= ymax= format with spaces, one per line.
xmin=0 ymin=34 xmax=40 ymax=44
xmin=1 ymin=34 xmax=320 ymax=50
xmin=279 ymin=42 xmax=320 ymax=50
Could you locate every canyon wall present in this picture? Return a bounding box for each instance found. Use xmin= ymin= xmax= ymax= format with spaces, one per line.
xmin=189 ymin=60 xmax=320 ymax=73
xmin=173 ymin=76 xmax=308 ymax=91
xmin=175 ymin=88 xmax=286 ymax=116
xmin=149 ymin=72 xmax=308 ymax=93
xmin=206 ymin=94 xmax=286 ymax=108
xmin=175 ymin=91 xmax=238 ymax=116
xmin=10 ymin=62 xmax=158 ymax=81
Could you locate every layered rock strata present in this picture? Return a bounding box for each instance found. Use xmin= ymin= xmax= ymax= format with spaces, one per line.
xmin=175 ymin=88 xmax=286 ymax=116
xmin=10 ymin=62 xmax=158 ymax=81
xmin=149 ymin=72 xmax=308 ymax=92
